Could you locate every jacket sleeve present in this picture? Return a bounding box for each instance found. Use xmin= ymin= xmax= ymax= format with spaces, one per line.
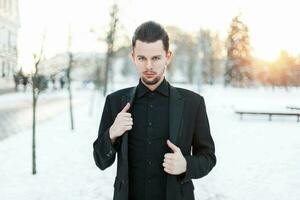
xmin=179 ymin=97 xmax=216 ymax=183
xmin=93 ymin=95 xmax=121 ymax=170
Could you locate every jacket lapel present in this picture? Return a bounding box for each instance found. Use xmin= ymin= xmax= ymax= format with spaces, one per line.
xmin=166 ymin=84 xmax=185 ymax=200
xmin=169 ymin=84 xmax=185 ymax=145
xmin=121 ymin=86 xmax=137 ymax=161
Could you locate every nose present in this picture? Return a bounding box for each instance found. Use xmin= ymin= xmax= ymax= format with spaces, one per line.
xmin=145 ymin=60 xmax=152 ymax=70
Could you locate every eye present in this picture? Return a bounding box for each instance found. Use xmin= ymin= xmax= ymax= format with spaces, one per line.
xmin=138 ymin=57 xmax=146 ymax=61
xmin=152 ymin=57 xmax=160 ymax=61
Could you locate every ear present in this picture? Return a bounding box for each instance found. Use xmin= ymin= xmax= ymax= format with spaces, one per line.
xmin=166 ymin=51 xmax=173 ymax=65
xmin=130 ymin=50 xmax=135 ymax=63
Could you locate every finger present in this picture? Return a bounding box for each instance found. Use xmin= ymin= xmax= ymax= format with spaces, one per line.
xmin=164 ymin=157 xmax=172 ymax=161
xmin=121 ymin=102 xmax=130 ymax=113
xmin=162 ymin=162 xmax=170 ymax=168
xmin=163 ymin=167 xmax=173 ymax=174
xmin=167 ymin=139 xmax=179 ymax=152
xmin=119 ymin=113 xmax=132 ymax=117
xmin=124 ymin=121 xmax=133 ymax=126
xmin=163 ymin=160 xmax=173 ymax=167
xmin=163 ymin=158 xmax=173 ymax=164
xmin=124 ymin=117 xmax=133 ymax=122
xmin=122 ymin=117 xmax=132 ymax=122
xmin=164 ymin=153 xmax=174 ymax=159
xmin=163 ymin=163 xmax=171 ymax=170
xmin=125 ymin=125 xmax=132 ymax=131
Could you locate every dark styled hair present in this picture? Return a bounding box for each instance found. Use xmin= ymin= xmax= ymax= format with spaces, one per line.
xmin=132 ymin=21 xmax=169 ymax=52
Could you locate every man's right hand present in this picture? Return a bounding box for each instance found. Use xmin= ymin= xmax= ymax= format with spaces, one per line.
xmin=109 ymin=103 xmax=133 ymax=142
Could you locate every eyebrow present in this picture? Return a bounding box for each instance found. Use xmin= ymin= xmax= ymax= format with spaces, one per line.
xmin=137 ymin=55 xmax=162 ymax=58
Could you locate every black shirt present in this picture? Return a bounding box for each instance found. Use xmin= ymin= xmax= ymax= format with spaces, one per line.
xmin=128 ymin=78 xmax=170 ymax=200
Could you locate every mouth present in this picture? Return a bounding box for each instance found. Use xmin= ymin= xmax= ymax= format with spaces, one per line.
xmin=143 ymin=72 xmax=156 ymax=78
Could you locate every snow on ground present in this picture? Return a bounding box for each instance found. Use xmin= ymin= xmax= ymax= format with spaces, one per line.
xmin=0 ymin=84 xmax=300 ymax=200
xmin=0 ymin=89 xmax=114 ymax=200
xmin=195 ymin=86 xmax=300 ymax=200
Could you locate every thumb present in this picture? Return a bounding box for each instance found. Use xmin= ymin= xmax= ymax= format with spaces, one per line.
xmin=121 ymin=102 xmax=130 ymax=113
xmin=167 ymin=139 xmax=179 ymax=153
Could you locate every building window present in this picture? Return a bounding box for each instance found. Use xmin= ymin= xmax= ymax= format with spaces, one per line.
xmin=7 ymin=61 xmax=10 ymax=77
xmin=8 ymin=30 xmax=11 ymax=48
xmin=2 ymin=61 xmax=6 ymax=77
xmin=0 ymin=27 xmax=2 ymax=49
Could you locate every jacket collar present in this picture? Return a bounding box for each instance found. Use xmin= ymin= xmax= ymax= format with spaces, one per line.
xmin=136 ymin=77 xmax=169 ymax=98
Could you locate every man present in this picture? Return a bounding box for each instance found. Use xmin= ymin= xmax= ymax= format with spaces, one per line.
xmin=93 ymin=21 xmax=216 ymax=200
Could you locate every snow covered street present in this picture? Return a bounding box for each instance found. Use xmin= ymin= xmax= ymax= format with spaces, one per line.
xmin=0 ymin=90 xmax=86 ymax=140
xmin=0 ymin=85 xmax=300 ymax=200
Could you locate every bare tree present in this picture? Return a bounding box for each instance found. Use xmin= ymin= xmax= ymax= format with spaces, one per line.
xmin=103 ymin=3 xmax=119 ymax=96
xmin=31 ymin=33 xmax=48 ymax=175
xmin=165 ymin=26 xmax=197 ymax=84
xmin=198 ymin=29 xmax=224 ymax=85
xmin=66 ymin=25 xmax=74 ymax=130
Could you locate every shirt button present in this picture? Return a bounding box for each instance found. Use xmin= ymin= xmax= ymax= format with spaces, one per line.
xmin=149 ymin=104 xmax=153 ymax=108
xmin=148 ymin=179 xmax=151 ymax=184
xmin=148 ymin=121 xmax=152 ymax=126
xmin=148 ymin=161 xmax=152 ymax=165
xmin=148 ymin=141 xmax=151 ymax=145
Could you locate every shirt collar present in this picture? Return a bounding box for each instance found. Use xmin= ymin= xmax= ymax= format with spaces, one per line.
xmin=136 ymin=77 xmax=169 ymax=98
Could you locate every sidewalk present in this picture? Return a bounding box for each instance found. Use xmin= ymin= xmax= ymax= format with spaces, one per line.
xmin=0 ymin=89 xmax=88 ymax=141
xmin=0 ymin=78 xmax=15 ymax=95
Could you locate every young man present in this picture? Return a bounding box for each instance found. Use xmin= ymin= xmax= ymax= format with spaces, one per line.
xmin=93 ymin=21 xmax=216 ymax=200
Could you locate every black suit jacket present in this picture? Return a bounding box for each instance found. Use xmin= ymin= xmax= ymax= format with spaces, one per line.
xmin=93 ymin=82 xmax=216 ymax=200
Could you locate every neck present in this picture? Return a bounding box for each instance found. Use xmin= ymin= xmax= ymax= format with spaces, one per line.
xmin=141 ymin=76 xmax=165 ymax=91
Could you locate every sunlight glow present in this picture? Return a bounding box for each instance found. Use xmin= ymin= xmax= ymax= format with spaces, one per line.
xmin=18 ymin=0 xmax=300 ymax=65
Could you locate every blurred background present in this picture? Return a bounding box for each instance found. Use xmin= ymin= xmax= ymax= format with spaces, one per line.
xmin=0 ymin=0 xmax=300 ymax=200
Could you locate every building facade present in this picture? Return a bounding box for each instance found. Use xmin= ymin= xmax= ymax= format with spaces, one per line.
xmin=0 ymin=0 xmax=20 ymax=79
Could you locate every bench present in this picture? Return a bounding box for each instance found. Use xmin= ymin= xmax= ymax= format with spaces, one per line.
xmin=286 ymin=106 xmax=300 ymax=111
xmin=235 ymin=111 xmax=300 ymax=122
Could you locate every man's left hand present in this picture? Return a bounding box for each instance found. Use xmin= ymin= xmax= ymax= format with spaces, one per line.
xmin=162 ymin=139 xmax=187 ymax=175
